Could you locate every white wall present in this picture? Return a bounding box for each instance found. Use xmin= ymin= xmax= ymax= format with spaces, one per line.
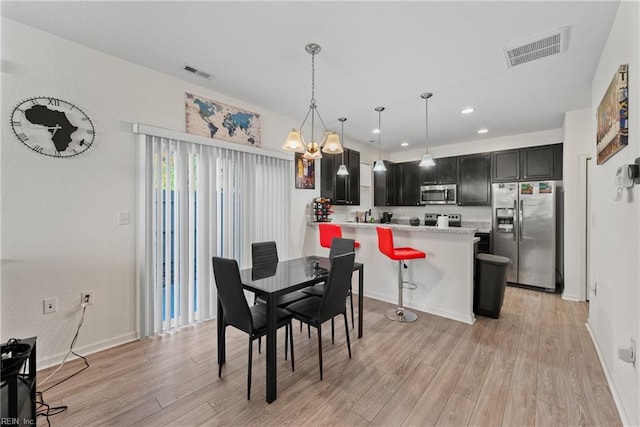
xmin=562 ymin=108 xmax=593 ymax=301
xmin=0 ymin=18 xmax=309 ymax=367
xmin=587 ymin=1 xmax=639 ymax=424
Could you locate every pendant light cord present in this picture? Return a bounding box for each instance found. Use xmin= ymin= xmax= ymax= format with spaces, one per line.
xmin=425 ymin=95 xmax=429 ymax=154
xmin=341 ymin=119 xmax=345 ymax=164
xmin=421 ymin=92 xmax=433 ymax=155
xmin=378 ymin=111 xmax=382 ymax=159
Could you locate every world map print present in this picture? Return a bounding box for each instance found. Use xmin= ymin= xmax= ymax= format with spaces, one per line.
xmin=185 ymin=93 xmax=261 ymax=147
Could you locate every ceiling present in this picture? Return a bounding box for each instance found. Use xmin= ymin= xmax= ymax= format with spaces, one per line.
xmin=1 ymin=1 xmax=620 ymax=152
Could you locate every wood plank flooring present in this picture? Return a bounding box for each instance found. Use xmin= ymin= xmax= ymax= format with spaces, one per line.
xmin=36 ymin=287 xmax=621 ymax=426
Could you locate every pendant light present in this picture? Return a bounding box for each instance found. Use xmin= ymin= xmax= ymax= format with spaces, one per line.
xmin=336 ymin=117 xmax=349 ymax=176
xmin=282 ymin=43 xmax=343 ymax=159
xmin=373 ymin=106 xmax=387 ymax=172
xmin=419 ymin=92 xmax=436 ymax=168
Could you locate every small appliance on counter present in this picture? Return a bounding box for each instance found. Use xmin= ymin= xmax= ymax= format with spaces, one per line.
xmin=437 ymin=215 xmax=449 ymax=228
xmin=424 ymin=213 xmax=461 ymax=227
xmin=381 ymin=212 xmax=393 ymax=223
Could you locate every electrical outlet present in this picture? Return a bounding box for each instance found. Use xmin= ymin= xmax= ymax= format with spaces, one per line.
xmin=43 ymin=298 xmax=57 ymax=314
xmin=81 ymin=291 xmax=94 ymax=305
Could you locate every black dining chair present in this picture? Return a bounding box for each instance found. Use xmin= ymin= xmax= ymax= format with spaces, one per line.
xmin=285 ymin=252 xmax=355 ymax=380
xmin=212 ymin=256 xmax=294 ymax=400
xmin=251 ymin=241 xmax=313 ymax=350
xmin=302 ymin=238 xmax=356 ymax=329
xmin=252 ymin=241 xmax=312 ymax=308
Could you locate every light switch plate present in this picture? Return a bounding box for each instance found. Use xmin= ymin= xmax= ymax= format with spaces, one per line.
xmin=118 ymin=211 xmax=131 ymax=225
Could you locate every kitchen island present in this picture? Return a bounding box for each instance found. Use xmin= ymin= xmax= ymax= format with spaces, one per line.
xmin=304 ymin=222 xmax=479 ymax=324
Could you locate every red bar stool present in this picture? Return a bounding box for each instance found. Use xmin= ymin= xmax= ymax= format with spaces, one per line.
xmin=318 ymin=223 xmax=361 ymax=250
xmin=376 ymin=227 xmax=426 ymax=322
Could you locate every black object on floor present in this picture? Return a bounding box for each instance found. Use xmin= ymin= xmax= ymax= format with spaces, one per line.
xmin=474 ymin=253 xmax=511 ymax=319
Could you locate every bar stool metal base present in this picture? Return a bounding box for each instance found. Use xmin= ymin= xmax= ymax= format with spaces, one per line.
xmin=385 ymin=259 xmax=418 ymax=322
xmin=385 ymin=307 xmax=418 ymax=322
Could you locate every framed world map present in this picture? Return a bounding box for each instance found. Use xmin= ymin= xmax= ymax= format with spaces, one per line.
xmin=185 ymin=93 xmax=261 ymax=147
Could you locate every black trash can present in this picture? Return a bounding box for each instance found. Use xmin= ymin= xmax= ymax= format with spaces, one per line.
xmin=474 ymin=253 xmax=511 ymax=319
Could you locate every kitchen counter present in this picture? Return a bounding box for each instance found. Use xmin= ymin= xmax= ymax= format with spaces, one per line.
xmin=304 ymin=221 xmax=477 ymax=324
xmin=310 ymin=221 xmax=478 ymax=235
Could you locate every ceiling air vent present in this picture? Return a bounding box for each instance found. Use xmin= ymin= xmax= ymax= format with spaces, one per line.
xmin=183 ymin=65 xmax=211 ymax=79
xmin=504 ymin=26 xmax=569 ymax=68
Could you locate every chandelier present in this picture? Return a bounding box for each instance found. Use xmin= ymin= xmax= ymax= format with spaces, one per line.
xmin=282 ymin=43 xmax=343 ymax=159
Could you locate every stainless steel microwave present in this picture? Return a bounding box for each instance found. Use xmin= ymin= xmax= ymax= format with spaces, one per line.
xmin=420 ymin=184 xmax=457 ymax=205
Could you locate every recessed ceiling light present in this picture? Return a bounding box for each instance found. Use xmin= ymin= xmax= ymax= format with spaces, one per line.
xmin=461 ymin=108 xmax=475 ymax=114
xmin=401 ymin=142 xmax=409 ymax=147
xmin=477 ymin=128 xmax=489 ymax=134
xmin=372 ymin=128 xmax=381 ymax=134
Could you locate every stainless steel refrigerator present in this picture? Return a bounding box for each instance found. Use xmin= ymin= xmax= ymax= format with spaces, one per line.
xmin=492 ymin=181 xmax=561 ymax=291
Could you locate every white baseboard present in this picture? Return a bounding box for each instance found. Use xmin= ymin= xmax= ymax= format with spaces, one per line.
xmin=38 ymin=331 xmax=138 ymax=370
xmin=585 ymin=321 xmax=629 ymax=426
xmin=562 ymin=292 xmax=583 ymax=302
xmin=363 ymin=290 xmax=475 ymax=325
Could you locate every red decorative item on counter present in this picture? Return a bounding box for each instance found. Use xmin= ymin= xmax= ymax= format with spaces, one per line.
xmin=313 ymin=197 xmax=333 ymax=222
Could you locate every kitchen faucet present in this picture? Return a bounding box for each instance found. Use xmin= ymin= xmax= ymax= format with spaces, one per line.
xmin=364 ymin=209 xmax=372 ymax=223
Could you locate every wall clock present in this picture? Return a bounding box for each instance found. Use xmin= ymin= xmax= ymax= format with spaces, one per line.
xmin=10 ymin=96 xmax=95 ymax=158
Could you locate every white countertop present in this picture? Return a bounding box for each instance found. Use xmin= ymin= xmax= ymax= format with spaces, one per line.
xmin=309 ymin=221 xmax=479 ymax=235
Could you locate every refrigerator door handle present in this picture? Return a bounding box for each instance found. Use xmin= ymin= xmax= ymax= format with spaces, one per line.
xmin=513 ymin=199 xmax=518 ymax=241
xmin=519 ymin=199 xmax=524 ymax=240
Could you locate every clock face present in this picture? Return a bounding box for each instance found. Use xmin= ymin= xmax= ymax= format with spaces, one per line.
xmin=10 ymin=97 xmax=95 ymax=158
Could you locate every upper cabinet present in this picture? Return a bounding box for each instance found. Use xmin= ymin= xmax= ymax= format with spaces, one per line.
xmin=520 ymin=144 xmax=563 ymax=180
xmin=320 ymin=148 xmax=360 ymax=205
xmin=374 ymin=161 xmax=397 ymax=206
xmin=491 ymin=149 xmax=520 ymax=182
xmin=457 ymin=153 xmax=491 ymax=205
xmin=420 ymin=156 xmax=457 ymax=184
xmin=398 ymin=161 xmax=422 ymax=206
xmin=492 ymin=144 xmax=563 ymax=182
xmin=372 ymin=143 xmax=562 ymax=207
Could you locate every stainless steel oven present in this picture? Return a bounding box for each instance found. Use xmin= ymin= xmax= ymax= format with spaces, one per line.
xmin=420 ymin=184 xmax=457 ymax=205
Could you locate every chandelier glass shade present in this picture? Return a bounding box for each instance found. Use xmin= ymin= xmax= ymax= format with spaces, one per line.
xmin=282 ymin=43 xmax=343 ymax=159
xmin=419 ymin=92 xmax=436 ymax=168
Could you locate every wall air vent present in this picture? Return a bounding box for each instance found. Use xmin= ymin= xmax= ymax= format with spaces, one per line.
xmin=504 ymin=26 xmax=569 ymax=68
xmin=183 ymin=65 xmax=211 ymax=79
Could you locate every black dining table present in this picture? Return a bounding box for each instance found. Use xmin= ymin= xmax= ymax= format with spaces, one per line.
xmin=216 ymin=255 xmax=364 ymax=403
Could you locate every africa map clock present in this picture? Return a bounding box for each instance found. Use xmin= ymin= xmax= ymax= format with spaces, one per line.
xmin=10 ymin=97 xmax=95 ymax=158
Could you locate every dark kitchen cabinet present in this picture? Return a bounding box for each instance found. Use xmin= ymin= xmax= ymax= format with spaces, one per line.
xmin=436 ymin=157 xmax=458 ymax=184
xmin=398 ymin=161 xmax=421 ymax=206
xmin=521 ymin=144 xmax=563 ymax=180
xmin=374 ymin=161 xmax=397 ymax=206
xmin=492 ymin=144 xmax=563 ymax=182
xmin=474 ymin=232 xmax=492 ymax=254
xmin=320 ymin=148 xmax=360 ymax=205
xmin=457 ymin=153 xmax=491 ymax=205
xmin=420 ymin=156 xmax=457 ymax=184
xmin=491 ymin=149 xmax=520 ymax=182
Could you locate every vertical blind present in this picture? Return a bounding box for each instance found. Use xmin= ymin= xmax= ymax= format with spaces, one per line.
xmin=138 ymin=133 xmax=291 ymax=336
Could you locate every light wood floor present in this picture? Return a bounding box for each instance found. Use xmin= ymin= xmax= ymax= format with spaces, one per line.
xmin=37 ymin=286 xmax=621 ymax=426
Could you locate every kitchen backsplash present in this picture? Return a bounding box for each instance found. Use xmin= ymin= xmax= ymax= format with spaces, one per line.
xmin=329 ymin=204 xmax=492 ymax=224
